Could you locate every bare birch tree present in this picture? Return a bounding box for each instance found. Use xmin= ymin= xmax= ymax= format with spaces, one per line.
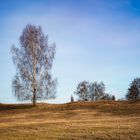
xmin=11 ymin=24 xmax=57 ymax=106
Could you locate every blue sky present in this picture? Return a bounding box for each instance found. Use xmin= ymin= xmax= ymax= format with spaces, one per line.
xmin=0 ymin=0 xmax=140 ymax=103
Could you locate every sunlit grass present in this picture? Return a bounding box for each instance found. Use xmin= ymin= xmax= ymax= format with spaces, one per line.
xmin=0 ymin=101 xmax=140 ymax=140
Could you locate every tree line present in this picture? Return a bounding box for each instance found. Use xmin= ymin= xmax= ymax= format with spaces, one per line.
xmin=72 ymin=78 xmax=140 ymax=102
xmin=11 ymin=24 xmax=140 ymax=106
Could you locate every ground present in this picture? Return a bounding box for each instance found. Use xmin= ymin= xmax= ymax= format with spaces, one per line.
xmin=0 ymin=100 xmax=140 ymax=140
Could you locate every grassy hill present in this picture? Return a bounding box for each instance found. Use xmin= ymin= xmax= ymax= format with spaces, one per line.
xmin=0 ymin=100 xmax=140 ymax=140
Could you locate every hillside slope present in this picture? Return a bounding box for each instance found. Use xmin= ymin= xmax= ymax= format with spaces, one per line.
xmin=0 ymin=100 xmax=140 ymax=140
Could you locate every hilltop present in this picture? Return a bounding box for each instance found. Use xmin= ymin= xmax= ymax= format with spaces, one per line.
xmin=0 ymin=100 xmax=140 ymax=140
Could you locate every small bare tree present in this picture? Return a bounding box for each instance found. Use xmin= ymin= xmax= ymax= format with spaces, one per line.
xmin=11 ymin=24 xmax=57 ymax=106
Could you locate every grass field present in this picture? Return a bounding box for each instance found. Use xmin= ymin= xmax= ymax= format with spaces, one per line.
xmin=0 ymin=100 xmax=140 ymax=140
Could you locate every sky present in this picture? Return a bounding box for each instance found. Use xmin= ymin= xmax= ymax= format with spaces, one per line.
xmin=0 ymin=0 xmax=140 ymax=103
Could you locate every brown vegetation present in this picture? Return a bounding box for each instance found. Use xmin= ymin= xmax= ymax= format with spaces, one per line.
xmin=0 ymin=100 xmax=140 ymax=140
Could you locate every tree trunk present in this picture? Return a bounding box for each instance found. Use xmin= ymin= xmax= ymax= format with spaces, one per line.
xmin=33 ymin=88 xmax=36 ymax=106
xmin=32 ymin=43 xmax=37 ymax=107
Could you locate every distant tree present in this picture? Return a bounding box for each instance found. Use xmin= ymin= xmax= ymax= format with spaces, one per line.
xmin=74 ymin=81 xmax=90 ymax=101
xmin=75 ymin=81 xmax=115 ymax=101
xmin=90 ymin=82 xmax=105 ymax=101
xmin=126 ymin=78 xmax=140 ymax=100
xmin=71 ymin=95 xmax=74 ymax=102
xmin=11 ymin=24 xmax=57 ymax=106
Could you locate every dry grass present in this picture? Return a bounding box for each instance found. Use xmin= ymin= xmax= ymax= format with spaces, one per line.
xmin=0 ymin=100 xmax=140 ymax=140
